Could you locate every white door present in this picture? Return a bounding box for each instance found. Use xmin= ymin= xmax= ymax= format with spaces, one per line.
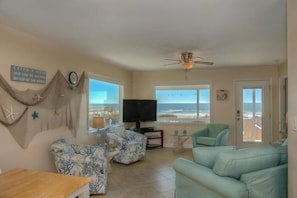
xmin=235 ymin=80 xmax=271 ymax=148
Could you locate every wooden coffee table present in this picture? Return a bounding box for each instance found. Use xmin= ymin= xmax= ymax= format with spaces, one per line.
xmin=0 ymin=168 xmax=92 ymax=198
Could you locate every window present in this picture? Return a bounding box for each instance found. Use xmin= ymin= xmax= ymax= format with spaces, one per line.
xmin=154 ymin=82 xmax=211 ymax=124
xmin=88 ymin=74 xmax=123 ymax=131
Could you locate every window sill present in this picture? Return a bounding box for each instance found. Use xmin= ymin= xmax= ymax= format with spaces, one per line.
xmin=156 ymin=121 xmax=209 ymax=126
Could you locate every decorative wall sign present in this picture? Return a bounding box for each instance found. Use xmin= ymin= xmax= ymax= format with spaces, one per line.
xmin=11 ymin=65 xmax=46 ymax=84
xmin=216 ymin=89 xmax=228 ymax=100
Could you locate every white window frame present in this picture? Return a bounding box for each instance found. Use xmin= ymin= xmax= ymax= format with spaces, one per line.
xmin=153 ymin=80 xmax=212 ymax=124
xmin=88 ymin=73 xmax=124 ymax=133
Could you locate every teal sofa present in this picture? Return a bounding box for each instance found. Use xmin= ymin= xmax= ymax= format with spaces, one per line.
xmin=192 ymin=123 xmax=229 ymax=147
xmin=173 ymin=145 xmax=288 ymax=198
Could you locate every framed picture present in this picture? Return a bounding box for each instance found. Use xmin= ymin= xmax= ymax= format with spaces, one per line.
xmin=216 ymin=89 xmax=228 ymax=100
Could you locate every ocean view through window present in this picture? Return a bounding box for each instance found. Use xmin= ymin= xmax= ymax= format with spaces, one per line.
xmin=88 ymin=75 xmax=123 ymax=131
xmin=154 ymin=83 xmax=211 ymax=123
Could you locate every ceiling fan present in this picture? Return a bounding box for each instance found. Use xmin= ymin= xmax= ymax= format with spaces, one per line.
xmin=165 ymin=52 xmax=214 ymax=70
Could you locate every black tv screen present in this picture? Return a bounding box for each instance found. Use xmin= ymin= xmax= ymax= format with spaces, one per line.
xmin=123 ymin=99 xmax=157 ymax=128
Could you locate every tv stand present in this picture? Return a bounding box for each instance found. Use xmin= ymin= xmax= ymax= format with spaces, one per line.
xmin=135 ymin=127 xmax=155 ymax=133
xmin=134 ymin=121 xmax=154 ymax=132
xmin=135 ymin=121 xmax=141 ymax=129
xmin=139 ymin=127 xmax=163 ymax=148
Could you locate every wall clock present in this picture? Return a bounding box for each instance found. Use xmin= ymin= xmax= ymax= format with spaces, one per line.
xmin=68 ymin=71 xmax=78 ymax=85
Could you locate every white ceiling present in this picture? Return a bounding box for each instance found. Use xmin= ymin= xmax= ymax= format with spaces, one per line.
xmin=0 ymin=0 xmax=287 ymax=71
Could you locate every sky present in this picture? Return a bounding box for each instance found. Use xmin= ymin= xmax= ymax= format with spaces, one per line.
xmin=89 ymin=79 xmax=262 ymax=105
xmin=243 ymin=88 xmax=262 ymax=103
xmin=156 ymin=89 xmax=210 ymax=104
xmin=89 ymin=79 xmax=119 ymax=104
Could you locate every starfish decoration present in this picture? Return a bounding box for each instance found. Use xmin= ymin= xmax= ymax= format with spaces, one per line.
xmin=54 ymin=109 xmax=60 ymax=117
xmin=6 ymin=106 xmax=18 ymax=121
xmin=33 ymin=94 xmax=43 ymax=102
xmin=32 ymin=111 xmax=39 ymax=120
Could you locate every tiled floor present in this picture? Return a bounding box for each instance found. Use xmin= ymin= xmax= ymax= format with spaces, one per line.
xmin=92 ymin=147 xmax=193 ymax=198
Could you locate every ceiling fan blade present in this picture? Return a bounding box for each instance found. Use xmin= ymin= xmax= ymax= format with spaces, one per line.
xmin=165 ymin=58 xmax=180 ymax=61
xmin=164 ymin=62 xmax=180 ymax=66
xmin=194 ymin=60 xmax=214 ymax=65
xmin=192 ymin=56 xmax=203 ymax=59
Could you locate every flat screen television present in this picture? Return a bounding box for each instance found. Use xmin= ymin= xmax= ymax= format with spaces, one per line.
xmin=123 ymin=99 xmax=157 ymax=130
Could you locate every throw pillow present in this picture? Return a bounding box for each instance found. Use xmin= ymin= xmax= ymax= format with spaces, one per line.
xmin=213 ymin=146 xmax=280 ymax=179
xmin=192 ymin=146 xmax=236 ymax=168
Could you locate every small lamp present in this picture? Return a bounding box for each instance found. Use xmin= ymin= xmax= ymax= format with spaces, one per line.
xmin=92 ymin=116 xmax=106 ymax=146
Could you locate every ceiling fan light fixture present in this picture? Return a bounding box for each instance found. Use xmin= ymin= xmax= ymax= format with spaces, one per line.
xmin=164 ymin=51 xmax=213 ymax=71
xmin=181 ymin=61 xmax=193 ymax=70
xmin=181 ymin=52 xmax=194 ymax=70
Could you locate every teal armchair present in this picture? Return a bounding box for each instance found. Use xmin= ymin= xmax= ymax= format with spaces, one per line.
xmin=192 ymin=123 xmax=229 ymax=147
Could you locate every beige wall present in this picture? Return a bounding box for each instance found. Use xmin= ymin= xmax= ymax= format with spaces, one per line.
xmin=287 ymin=0 xmax=297 ymax=197
xmin=0 ymin=20 xmax=290 ymax=182
xmin=278 ymin=62 xmax=288 ymax=77
xmin=0 ymin=25 xmax=132 ymax=172
xmin=132 ymin=66 xmax=282 ymax=147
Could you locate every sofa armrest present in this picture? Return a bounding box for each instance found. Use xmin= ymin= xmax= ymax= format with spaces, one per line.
xmin=240 ymin=164 xmax=288 ymax=198
xmin=215 ymin=128 xmax=229 ymax=145
xmin=173 ymin=158 xmax=248 ymax=198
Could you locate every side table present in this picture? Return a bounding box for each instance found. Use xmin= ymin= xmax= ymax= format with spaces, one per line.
xmin=171 ymin=135 xmax=190 ymax=153
xmin=107 ymin=150 xmax=119 ymax=173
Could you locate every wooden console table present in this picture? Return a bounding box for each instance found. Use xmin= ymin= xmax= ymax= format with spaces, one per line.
xmin=0 ymin=168 xmax=92 ymax=198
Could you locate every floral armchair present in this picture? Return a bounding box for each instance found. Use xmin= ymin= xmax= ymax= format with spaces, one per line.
xmin=50 ymin=139 xmax=108 ymax=194
xmin=103 ymin=124 xmax=147 ymax=164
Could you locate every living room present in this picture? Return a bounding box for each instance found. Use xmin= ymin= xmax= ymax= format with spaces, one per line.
xmin=0 ymin=0 xmax=297 ymax=197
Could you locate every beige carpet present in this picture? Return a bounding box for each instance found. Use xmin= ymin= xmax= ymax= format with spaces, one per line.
xmin=92 ymin=147 xmax=193 ymax=198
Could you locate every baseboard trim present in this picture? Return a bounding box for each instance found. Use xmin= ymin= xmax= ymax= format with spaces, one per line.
xmin=163 ymin=143 xmax=193 ymax=148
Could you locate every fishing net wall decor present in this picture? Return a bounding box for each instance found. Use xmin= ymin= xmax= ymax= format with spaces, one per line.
xmin=0 ymin=70 xmax=86 ymax=148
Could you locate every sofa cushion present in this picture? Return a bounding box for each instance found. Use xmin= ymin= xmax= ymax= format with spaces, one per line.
xmin=213 ymin=146 xmax=281 ymax=179
xmin=192 ymin=146 xmax=236 ymax=168
xmin=275 ymin=145 xmax=288 ymax=165
xmin=240 ymin=164 xmax=288 ymax=198
xmin=197 ymin=137 xmax=216 ymax=146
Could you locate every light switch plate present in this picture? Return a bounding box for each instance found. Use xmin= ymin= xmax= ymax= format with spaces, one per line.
xmin=291 ymin=116 xmax=297 ymax=132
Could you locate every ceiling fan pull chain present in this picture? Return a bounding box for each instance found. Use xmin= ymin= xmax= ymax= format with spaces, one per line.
xmin=185 ymin=70 xmax=188 ymax=80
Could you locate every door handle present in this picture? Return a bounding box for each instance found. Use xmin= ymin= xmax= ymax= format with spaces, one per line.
xmin=236 ymin=110 xmax=241 ymax=120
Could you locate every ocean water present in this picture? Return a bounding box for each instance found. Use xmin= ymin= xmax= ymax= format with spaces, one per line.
xmin=157 ymin=103 xmax=261 ymax=115
xmin=89 ymin=102 xmax=261 ymax=115
xmin=90 ymin=103 xmax=119 ymax=110
xmin=157 ymin=103 xmax=209 ymax=114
